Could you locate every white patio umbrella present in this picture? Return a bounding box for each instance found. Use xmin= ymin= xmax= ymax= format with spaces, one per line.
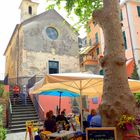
xmin=29 ymin=73 xmax=140 ymax=132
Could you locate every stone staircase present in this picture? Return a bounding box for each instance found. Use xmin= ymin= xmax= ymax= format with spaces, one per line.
xmin=8 ymin=95 xmax=43 ymax=133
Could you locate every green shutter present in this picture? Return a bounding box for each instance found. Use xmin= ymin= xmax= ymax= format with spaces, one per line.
xmin=96 ymin=48 xmax=99 ymax=55
xmin=120 ymin=10 xmax=123 ymax=21
xmin=122 ymin=31 xmax=127 ymax=49
xmin=137 ymin=6 xmax=140 ymax=17
xmin=95 ymin=32 xmax=98 ymax=43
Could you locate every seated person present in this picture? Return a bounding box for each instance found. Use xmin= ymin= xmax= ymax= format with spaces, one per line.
xmin=49 ymin=110 xmax=56 ymax=121
xmin=56 ymin=111 xmax=70 ymax=130
xmin=87 ymin=109 xmax=96 ymax=126
xmin=90 ymin=110 xmax=102 ymax=127
xmin=44 ymin=112 xmax=57 ymax=132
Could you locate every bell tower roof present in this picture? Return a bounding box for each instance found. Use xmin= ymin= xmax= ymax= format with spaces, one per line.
xmin=19 ymin=0 xmax=39 ymax=22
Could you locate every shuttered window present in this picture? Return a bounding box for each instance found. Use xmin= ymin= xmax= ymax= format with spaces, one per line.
xmin=122 ymin=31 xmax=127 ymax=49
xmin=137 ymin=6 xmax=140 ymax=17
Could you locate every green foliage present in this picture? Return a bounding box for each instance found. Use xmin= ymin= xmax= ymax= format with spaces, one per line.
xmin=0 ymin=105 xmax=6 ymax=140
xmin=72 ymin=98 xmax=79 ymax=106
xmin=46 ymin=0 xmax=103 ymax=29
xmin=0 ymin=84 xmax=4 ymax=97
xmin=131 ymin=63 xmax=139 ymax=80
xmin=134 ymin=93 xmax=140 ymax=107
xmin=0 ymin=128 xmax=6 ymax=140
xmin=0 ymin=84 xmax=10 ymax=100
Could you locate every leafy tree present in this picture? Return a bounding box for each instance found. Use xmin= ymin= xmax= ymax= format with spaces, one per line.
xmin=131 ymin=63 xmax=139 ymax=80
xmin=47 ymin=0 xmax=137 ymax=138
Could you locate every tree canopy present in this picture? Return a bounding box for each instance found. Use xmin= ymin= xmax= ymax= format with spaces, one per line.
xmin=47 ymin=0 xmax=103 ymax=28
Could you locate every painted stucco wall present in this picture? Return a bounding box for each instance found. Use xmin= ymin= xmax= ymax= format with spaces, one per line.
xmin=19 ymin=10 xmax=80 ymax=81
xmin=5 ymin=10 xmax=80 ymax=85
xmin=125 ymin=2 xmax=140 ymax=76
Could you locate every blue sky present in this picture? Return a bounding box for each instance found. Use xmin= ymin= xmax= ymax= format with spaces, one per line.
xmin=0 ymin=0 xmax=86 ymax=80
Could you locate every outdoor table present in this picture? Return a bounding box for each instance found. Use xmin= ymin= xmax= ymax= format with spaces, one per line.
xmin=47 ymin=130 xmax=75 ymax=140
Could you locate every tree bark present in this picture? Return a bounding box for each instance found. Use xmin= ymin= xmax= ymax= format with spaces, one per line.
xmin=93 ymin=0 xmax=137 ymax=139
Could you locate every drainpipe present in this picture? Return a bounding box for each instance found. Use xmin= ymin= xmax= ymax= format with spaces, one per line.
xmin=17 ymin=25 xmax=20 ymax=84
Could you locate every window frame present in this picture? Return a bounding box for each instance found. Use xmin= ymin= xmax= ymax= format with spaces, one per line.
xmin=48 ymin=60 xmax=59 ymax=74
xmin=46 ymin=27 xmax=58 ymax=40
xmin=28 ymin=6 xmax=32 ymax=15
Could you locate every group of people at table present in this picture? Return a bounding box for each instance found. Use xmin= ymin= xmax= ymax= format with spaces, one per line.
xmin=35 ymin=108 xmax=102 ymax=140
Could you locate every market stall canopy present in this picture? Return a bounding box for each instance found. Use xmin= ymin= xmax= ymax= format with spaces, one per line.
xmin=29 ymin=72 xmax=140 ymax=132
xmin=29 ymin=73 xmax=140 ymax=97
xmin=29 ymin=73 xmax=103 ymax=97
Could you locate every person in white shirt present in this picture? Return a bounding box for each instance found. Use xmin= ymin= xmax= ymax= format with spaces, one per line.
xmin=22 ymin=85 xmax=28 ymax=105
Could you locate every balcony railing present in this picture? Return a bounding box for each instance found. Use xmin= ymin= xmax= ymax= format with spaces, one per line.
xmin=80 ymin=54 xmax=99 ymax=66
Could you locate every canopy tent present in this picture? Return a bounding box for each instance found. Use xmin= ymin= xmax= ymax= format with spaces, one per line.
xmin=29 ymin=73 xmax=140 ymax=132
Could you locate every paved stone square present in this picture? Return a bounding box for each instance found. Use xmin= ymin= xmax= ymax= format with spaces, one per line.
xmin=6 ymin=131 xmax=31 ymax=140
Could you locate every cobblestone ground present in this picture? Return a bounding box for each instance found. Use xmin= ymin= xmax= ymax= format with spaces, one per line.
xmin=6 ymin=131 xmax=31 ymax=140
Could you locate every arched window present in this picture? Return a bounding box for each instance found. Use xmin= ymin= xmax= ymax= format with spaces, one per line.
xmin=28 ymin=6 xmax=32 ymax=15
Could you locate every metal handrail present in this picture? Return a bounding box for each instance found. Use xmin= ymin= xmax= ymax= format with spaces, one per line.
xmin=7 ymin=98 xmax=12 ymax=128
xmin=32 ymin=95 xmax=45 ymax=121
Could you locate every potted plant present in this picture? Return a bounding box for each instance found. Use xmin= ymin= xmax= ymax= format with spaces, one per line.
xmin=117 ymin=114 xmax=135 ymax=131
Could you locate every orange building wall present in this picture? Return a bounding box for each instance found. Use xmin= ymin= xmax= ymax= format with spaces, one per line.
xmin=38 ymin=96 xmax=101 ymax=116
xmin=39 ymin=96 xmax=71 ymax=115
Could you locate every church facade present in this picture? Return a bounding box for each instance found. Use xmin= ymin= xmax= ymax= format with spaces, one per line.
xmin=4 ymin=0 xmax=80 ymax=86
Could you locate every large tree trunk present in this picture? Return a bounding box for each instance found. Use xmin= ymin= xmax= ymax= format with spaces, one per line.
xmin=93 ymin=0 xmax=137 ymax=139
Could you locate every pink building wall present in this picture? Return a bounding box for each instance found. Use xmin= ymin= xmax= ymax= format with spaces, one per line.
xmin=121 ymin=1 xmax=140 ymax=75
xmin=39 ymin=96 xmax=71 ymax=115
xmin=38 ymin=96 xmax=101 ymax=116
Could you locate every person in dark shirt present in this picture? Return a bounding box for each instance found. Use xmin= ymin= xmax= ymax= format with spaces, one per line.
xmin=44 ymin=112 xmax=57 ymax=132
xmin=56 ymin=111 xmax=70 ymax=130
xmin=49 ymin=110 xmax=56 ymax=121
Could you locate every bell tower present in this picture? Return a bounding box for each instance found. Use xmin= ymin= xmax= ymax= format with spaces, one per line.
xmin=19 ymin=0 xmax=39 ymax=22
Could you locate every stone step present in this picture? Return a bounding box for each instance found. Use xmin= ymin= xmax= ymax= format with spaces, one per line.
xmin=11 ymin=119 xmax=40 ymax=125
xmin=12 ymin=116 xmax=39 ymax=121
xmin=12 ymin=108 xmax=36 ymax=113
xmin=12 ymin=105 xmax=34 ymax=109
xmin=12 ymin=113 xmax=38 ymax=118
xmin=12 ymin=103 xmax=33 ymax=107
xmin=10 ymin=122 xmax=43 ymax=129
xmin=12 ymin=110 xmax=37 ymax=115
xmin=9 ymin=127 xmax=26 ymax=133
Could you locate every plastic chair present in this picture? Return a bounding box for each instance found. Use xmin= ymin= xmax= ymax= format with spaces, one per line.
xmin=39 ymin=131 xmax=52 ymax=140
xmin=25 ymin=120 xmax=39 ymax=140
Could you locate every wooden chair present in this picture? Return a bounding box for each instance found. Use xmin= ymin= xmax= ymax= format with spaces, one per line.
xmin=25 ymin=120 xmax=39 ymax=140
xmin=39 ymin=131 xmax=52 ymax=140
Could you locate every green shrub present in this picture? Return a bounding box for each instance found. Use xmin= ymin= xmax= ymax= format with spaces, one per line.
xmin=0 ymin=128 xmax=6 ymax=140
xmin=0 ymin=84 xmax=4 ymax=97
xmin=0 ymin=105 xmax=6 ymax=140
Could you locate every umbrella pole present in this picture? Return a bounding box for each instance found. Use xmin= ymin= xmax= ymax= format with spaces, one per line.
xmin=80 ymin=80 xmax=83 ymax=132
xmin=59 ymin=91 xmax=62 ymax=112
